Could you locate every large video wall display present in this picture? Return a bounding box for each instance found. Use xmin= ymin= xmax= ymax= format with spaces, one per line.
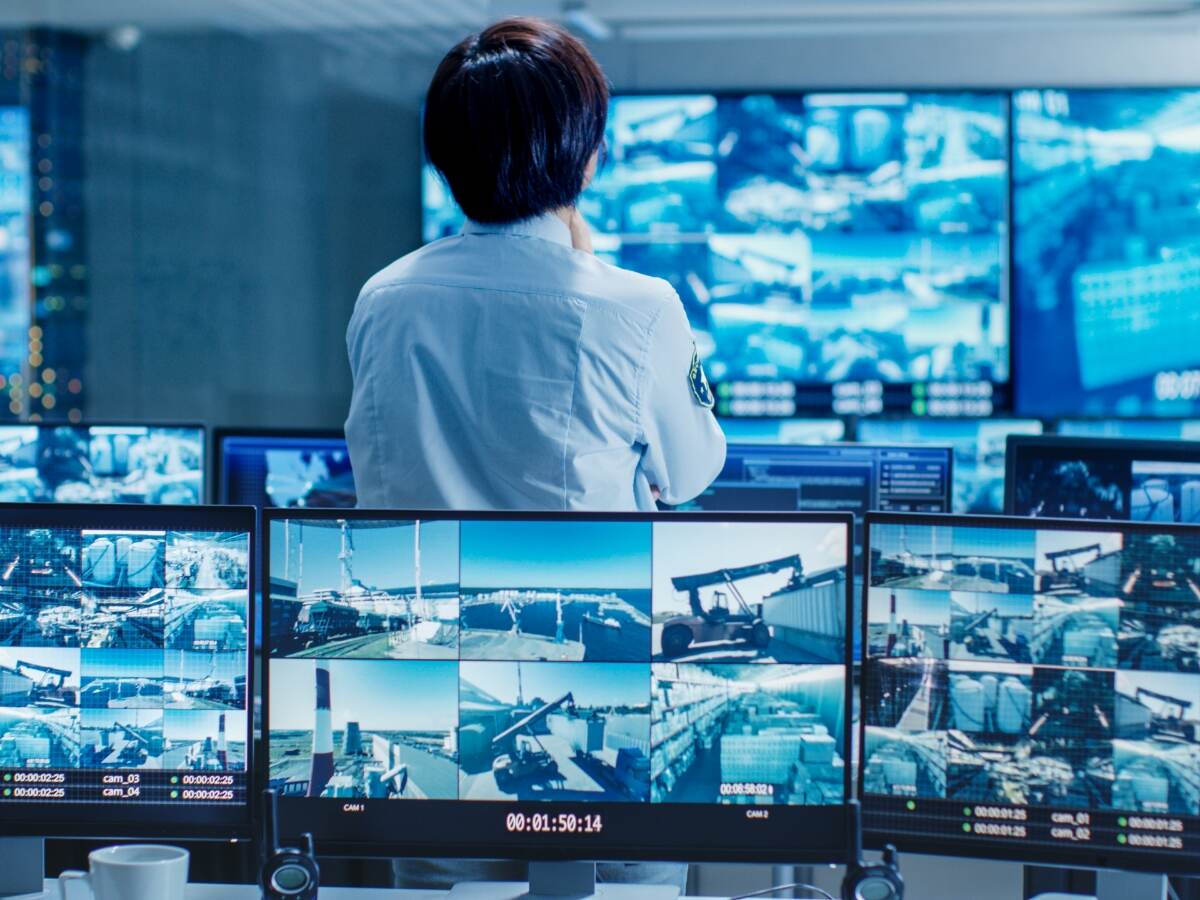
xmin=862 ymin=516 xmax=1200 ymax=870
xmin=424 ymin=92 xmax=1010 ymax=418
xmin=266 ymin=516 xmax=850 ymax=809
xmin=1014 ymin=89 xmax=1200 ymax=418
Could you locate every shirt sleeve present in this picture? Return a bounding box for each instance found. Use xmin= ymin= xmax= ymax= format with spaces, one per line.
xmin=636 ymin=293 xmax=727 ymax=506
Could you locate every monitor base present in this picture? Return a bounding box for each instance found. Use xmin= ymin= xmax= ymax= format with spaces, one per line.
xmin=447 ymin=861 xmax=680 ymax=900
xmin=0 ymin=838 xmax=43 ymax=898
xmin=1096 ymin=871 xmax=1167 ymax=900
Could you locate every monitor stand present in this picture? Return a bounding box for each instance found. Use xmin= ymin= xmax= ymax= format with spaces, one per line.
xmin=446 ymin=862 xmax=681 ymax=899
xmin=1095 ymin=871 xmax=1168 ymax=900
xmin=0 ymin=838 xmax=43 ymax=898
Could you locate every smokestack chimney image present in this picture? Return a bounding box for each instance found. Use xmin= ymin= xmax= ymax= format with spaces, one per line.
xmin=308 ymin=661 xmax=334 ymax=797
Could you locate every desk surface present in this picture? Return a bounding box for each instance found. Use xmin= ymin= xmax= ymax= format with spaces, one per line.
xmin=36 ymin=882 xmax=728 ymax=899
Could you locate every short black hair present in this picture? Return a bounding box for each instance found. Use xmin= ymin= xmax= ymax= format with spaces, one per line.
xmin=424 ymin=17 xmax=609 ymax=224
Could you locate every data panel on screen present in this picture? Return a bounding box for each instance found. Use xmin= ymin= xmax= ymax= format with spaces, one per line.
xmin=1014 ymin=89 xmax=1200 ymax=418
xmin=1008 ymin=437 xmax=1200 ymax=524
xmin=861 ymin=514 xmax=1200 ymax=870
xmin=264 ymin=513 xmax=852 ymax=861
xmin=857 ymin=418 xmax=1043 ymax=514
xmin=424 ymin=92 xmax=1010 ymax=418
xmin=0 ymin=425 xmax=204 ymax=504
xmin=216 ymin=432 xmax=355 ymax=508
xmin=0 ymin=506 xmax=253 ymax=836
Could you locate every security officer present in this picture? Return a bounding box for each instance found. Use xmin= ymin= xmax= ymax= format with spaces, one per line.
xmin=345 ymin=17 xmax=725 ymax=513
xmin=344 ymin=16 xmax=725 ymax=894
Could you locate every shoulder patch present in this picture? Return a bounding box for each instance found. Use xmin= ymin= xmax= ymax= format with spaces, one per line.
xmin=689 ymin=345 xmax=715 ymax=410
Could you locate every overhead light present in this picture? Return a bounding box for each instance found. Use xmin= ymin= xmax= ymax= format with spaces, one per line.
xmin=106 ymin=25 xmax=142 ymax=53
xmin=562 ymin=1 xmax=613 ymax=40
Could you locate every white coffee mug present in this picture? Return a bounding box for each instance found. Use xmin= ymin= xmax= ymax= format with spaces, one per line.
xmin=58 ymin=844 xmax=189 ymax=900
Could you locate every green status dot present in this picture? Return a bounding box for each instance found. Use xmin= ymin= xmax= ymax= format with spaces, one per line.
xmin=3 ymin=788 xmax=10 ymax=797
xmin=905 ymin=800 xmax=916 ymax=812
xmin=963 ymin=807 xmax=972 ymax=817
xmin=1118 ymin=834 xmax=1127 ymax=845
xmin=1118 ymin=817 xmax=1128 ymax=827
xmin=170 ymin=776 xmax=179 ymax=784
xmin=962 ymin=823 xmax=972 ymax=833
xmin=170 ymin=790 xmax=179 ymax=799
xmin=2 ymin=774 xmax=9 ymax=782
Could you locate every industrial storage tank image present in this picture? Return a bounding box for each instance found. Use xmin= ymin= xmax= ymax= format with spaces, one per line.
xmin=459 ymin=521 xmax=651 ymax=663
xmin=1113 ymin=670 xmax=1200 ymax=815
xmin=1117 ymin=531 xmax=1200 ymax=671
xmin=945 ymin=661 xmax=1037 ymax=805
xmin=269 ymin=658 xmax=459 ymax=800
xmin=863 ymin=726 xmax=946 ymax=799
xmin=0 ymin=426 xmax=204 ymax=505
xmin=651 ymin=521 xmax=847 ymax=664
xmin=457 ymin=661 xmax=651 ymax=802
xmin=270 ymin=519 xmax=459 ymax=660
xmin=651 ymin=663 xmax=845 ymax=805
xmin=0 ymin=527 xmax=84 ymax=648
xmin=866 ymin=587 xmax=950 ymax=659
xmin=84 ymin=530 xmax=164 ymax=591
xmin=1032 ymin=530 xmax=1123 ymax=668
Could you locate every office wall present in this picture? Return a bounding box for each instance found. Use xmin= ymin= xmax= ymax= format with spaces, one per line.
xmin=80 ymin=20 xmax=1200 ymax=426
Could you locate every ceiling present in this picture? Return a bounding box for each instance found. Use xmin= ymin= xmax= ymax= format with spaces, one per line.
xmin=5 ymin=0 xmax=1200 ymax=41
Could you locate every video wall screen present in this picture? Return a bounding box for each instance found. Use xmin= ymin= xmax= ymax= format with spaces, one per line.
xmin=0 ymin=425 xmax=205 ymax=505
xmin=424 ymin=91 xmax=1010 ymax=418
xmin=1006 ymin=436 xmax=1200 ymax=524
xmin=264 ymin=511 xmax=854 ymax=862
xmin=1014 ymin=89 xmax=1200 ymax=418
xmin=861 ymin=513 xmax=1200 ymax=872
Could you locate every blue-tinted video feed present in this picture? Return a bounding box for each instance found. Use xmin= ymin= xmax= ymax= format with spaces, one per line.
xmin=1057 ymin=420 xmax=1200 ymax=441
xmin=857 ymin=418 xmax=1044 ymax=514
xmin=0 ymin=108 xmax=29 ymax=389
xmin=864 ymin=520 xmax=1200 ymax=836
xmin=424 ymin=92 xmax=1009 ymax=414
xmin=1014 ymin=89 xmax=1200 ymax=418
xmin=219 ymin=434 xmax=355 ymax=508
xmin=0 ymin=425 xmax=204 ymax=504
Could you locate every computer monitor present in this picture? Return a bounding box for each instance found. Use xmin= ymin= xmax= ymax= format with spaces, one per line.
xmin=264 ymin=510 xmax=854 ymax=863
xmin=0 ymin=423 xmax=205 ymax=504
xmin=1056 ymin=419 xmax=1200 ymax=442
xmin=0 ymin=106 xmax=30 ymax=384
xmin=860 ymin=510 xmax=1200 ymax=874
xmin=213 ymin=428 xmax=355 ymax=508
xmin=721 ymin=418 xmax=846 ymax=445
xmin=1005 ymin=435 xmax=1200 ymax=523
xmin=1013 ymin=88 xmax=1200 ymax=418
xmin=856 ymin=418 xmax=1044 ymax=514
xmin=0 ymin=502 xmax=254 ymax=838
xmin=425 ymin=90 xmax=1011 ymax=418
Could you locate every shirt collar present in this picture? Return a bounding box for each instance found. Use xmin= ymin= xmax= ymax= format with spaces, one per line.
xmin=462 ymin=212 xmax=572 ymax=249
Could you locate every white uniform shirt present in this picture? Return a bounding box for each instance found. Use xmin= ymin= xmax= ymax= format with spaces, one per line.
xmin=345 ymin=212 xmax=726 ymax=511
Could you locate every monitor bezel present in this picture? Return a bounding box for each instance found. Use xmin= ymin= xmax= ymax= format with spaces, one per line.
xmin=1002 ymin=433 xmax=1200 ymax=517
xmin=210 ymin=426 xmax=347 ymax=506
xmin=859 ymin=509 xmax=1200 ymax=875
xmin=0 ymin=501 xmax=256 ymax=840
xmin=0 ymin=420 xmax=208 ymax=506
xmin=262 ymin=507 xmax=857 ymax=863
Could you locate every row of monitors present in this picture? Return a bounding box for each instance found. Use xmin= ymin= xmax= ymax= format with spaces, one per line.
xmin=2 ymin=501 xmax=1197 ymax=876
xmin=3 ymin=422 xmax=1200 ymax=525
xmin=422 ymin=88 xmax=1200 ymax=421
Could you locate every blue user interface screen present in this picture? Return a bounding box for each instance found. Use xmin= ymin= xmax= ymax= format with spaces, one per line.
xmin=857 ymin=418 xmax=1044 ymax=514
xmin=218 ymin=434 xmax=355 ymax=508
xmin=1014 ymin=89 xmax=1200 ymax=418
xmin=426 ymin=92 xmax=1010 ymax=417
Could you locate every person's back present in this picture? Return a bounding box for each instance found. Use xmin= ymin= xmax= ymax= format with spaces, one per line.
xmin=347 ymin=213 xmax=722 ymax=511
xmin=345 ymin=17 xmax=723 ymax=514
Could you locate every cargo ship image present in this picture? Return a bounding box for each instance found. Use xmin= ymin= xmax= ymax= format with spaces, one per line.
xmin=272 ymin=519 xmax=458 ymax=659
